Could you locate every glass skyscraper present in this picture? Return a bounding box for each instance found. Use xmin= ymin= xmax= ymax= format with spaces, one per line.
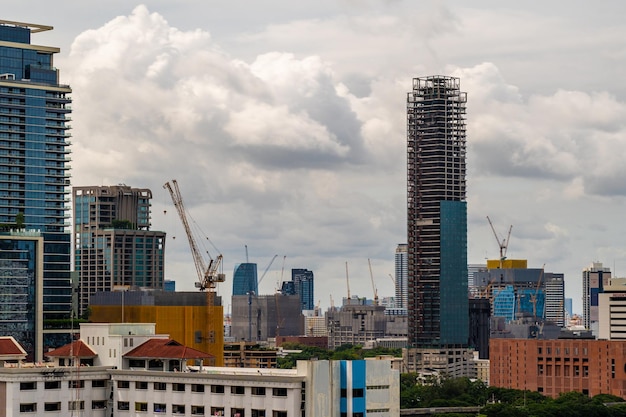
xmin=0 ymin=20 xmax=73 ymax=351
xmin=232 ymin=263 xmax=258 ymax=296
xmin=407 ymin=76 xmax=468 ymax=347
xmin=292 ymin=268 xmax=314 ymax=311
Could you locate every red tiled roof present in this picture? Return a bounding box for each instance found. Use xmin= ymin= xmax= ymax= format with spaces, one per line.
xmin=45 ymin=340 xmax=97 ymax=358
xmin=124 ymin=339 xmax=213 ymax=360
xmin=0 ymin=337 xmax=26 ymax=356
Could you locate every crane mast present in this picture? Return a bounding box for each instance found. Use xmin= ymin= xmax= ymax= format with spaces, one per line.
xmin=163 ymin=180 xmax=225 ymax=292
xmin=368 ymin=258 xmax=379 ymax=306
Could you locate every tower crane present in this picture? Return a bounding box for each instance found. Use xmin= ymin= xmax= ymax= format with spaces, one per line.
xmin=368 ymin=258 xmax=379 ymax=306
xmin=163 ymin=180 xmax=225 ymax=297
xmin=486 ymin=216 xmax=512 ymax=265
xmin=345 ymin=261 xmax=351 ymax=306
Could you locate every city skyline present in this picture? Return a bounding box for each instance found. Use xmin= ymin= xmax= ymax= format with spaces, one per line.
xmin=4 ymin=2 xmax=626 ymax=314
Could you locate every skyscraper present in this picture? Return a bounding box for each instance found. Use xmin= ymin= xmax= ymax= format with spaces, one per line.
xmin=232 ymin=263 xmax=258 ymax=296
xmin=0 ymin=20 xmax=73 ymax=350
xmin=583 ymin=262 xmax=611 ymax=332
xmin=406 ymin=76 xmax=468 ymax=347
xmin=395 ymin=244 xmax=408 ymax=310
xmin=73 ymin=185 xmax=165 ymax=316
xmin=292 ymin=268 xmax=314 ymax=311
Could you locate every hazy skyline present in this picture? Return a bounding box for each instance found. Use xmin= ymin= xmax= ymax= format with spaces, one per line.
xmin=6 ymin=1 xmax=626 ymax=314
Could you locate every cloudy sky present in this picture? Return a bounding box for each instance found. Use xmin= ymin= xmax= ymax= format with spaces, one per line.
xmin=8 ymin=1 xmax=626 ymax=314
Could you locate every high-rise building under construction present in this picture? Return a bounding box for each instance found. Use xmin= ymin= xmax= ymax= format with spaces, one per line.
xmin=406 ymin=76 xmax=468 ymax=347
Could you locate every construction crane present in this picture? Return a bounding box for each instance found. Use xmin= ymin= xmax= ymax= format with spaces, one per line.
xmin=257 ymin=254 xmax=278 ymax=287
xmin=163 ymin=180 xmax=225 ymax=295
xmin=486 ymin=216 xmax=512 ymax=264
xmin=530 ymin=264 xmax=546 ymax=319
xmin=368 ymin=258 xmax=379 ymax=306
xmin=388 ymin=273 xmax=395 ymax=286
xmin=345 ymin=261 xmax=351 ymax=306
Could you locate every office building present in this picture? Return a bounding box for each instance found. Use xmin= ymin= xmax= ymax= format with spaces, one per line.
xmin=545 ymin=273 xmax=565 ymax=326
xmin=0 ymin=20 xmax=73 ymax=351
xmin=292 ymin=268 xmax=314 ymax=311
xmin=583 ymin=262 xmax=611 ymax=332
xmin=0 ymin=233 xmax=43 ymax=362
xmin=231 ymin=294 xmax=304 ymax=342
xmin=326 ymin=304 xmax=387 ymax=349
xmin=406 ymin=76 xmax=468 ymax=347
xmin=491 ymin=338 xmax=626 ymax=398
xmin=598 ymin=280 xmax=626 ymax=340
xmin=73 ymin=185 xmax=165 ymax=316
xmin=232 ymin=263 xmax=258 ymax=296
xmin=395 ymin=244 xmax=408 ymax=310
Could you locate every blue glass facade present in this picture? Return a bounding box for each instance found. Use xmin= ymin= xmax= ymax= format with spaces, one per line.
xmin=292 ymin=268 xmax=314 ymax=311
xmin=232 ymin=263 xmax=258 ymax=296
xmin=339 ymin=360 xmax=366 ymax=417
xmin=0 ymin=21 xmax=72 ymax=352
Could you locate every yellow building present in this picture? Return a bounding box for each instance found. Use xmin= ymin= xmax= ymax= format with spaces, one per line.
xmin=486 ymin=259 xmax=527 ymax=269
xmin=89 ymin=291 xmax=224 ymax=366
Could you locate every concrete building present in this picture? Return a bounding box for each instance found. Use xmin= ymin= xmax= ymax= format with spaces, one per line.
xmin=545 ymin=274 xmax=565 ymax=326
xmin=490 ymin=337 xmax=626 ymax=398
xmin=231 ymin=294 xmax=304 ymax=342
xmin=89 ymin=290 xmax=224 ymax=366
xmin=326 ymin=304 xmax=387 ymax=349
xmin=73 ymin=185 xmax=166 ymax=317
xmin=406 ymin=76 xmax=468 ymax=347
xmin=598 ymin=281 xmax=626 ymax=340
xmin=583 ymin=262 xmax=611 ymax=333
xmin=0 ymin=19 xmax=73 ymax=352
xmin=394 ymin=244 xmax=408 ymax=310
xmin=0 ymin=324 xmax=400 ymax=417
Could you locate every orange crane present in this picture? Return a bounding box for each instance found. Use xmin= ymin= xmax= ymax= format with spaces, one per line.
xmin=368 ymin=258 xmax=379 ymax=306
xmin=163 ymin=180 xmax=225 ymax=300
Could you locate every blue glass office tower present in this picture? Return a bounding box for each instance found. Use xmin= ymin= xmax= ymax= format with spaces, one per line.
xmin=0 ymin=21 xmax=73 ymax=350
xmin=232 ymin=263 xmax=258 ymax=296
xmin=292 ymin=268 xmax=314 ymax=311
xmin=407 ymin=76 xmax=468 ymax=347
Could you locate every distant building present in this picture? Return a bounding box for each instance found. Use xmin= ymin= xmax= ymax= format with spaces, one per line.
xmin=232 ymin=263 xmax=258 ymax=296
xmin=292 ymin=268 xmax=314 ymax=311
xmin=73 ymin=185 xmax=165 ymax=316
xmin=326 ymin=304 xmax=386 ymax=349
xmin=230 ymin=294 xmax=304 ymax=342
xmin=468 ymin=298 xmax=490 ymax=359
xmin=583 ymin=262 xmax=611 ymax=333
xmin=394 ymin=244 xmax=408 ymax=309
xmin=545 ymin=274 xmax=565 ymax=326
xmin=491 ymin=338 xmax=626 ymax=398
xmin=598 ymin=281 xmax=626 ymax=340
xmin=163 ymin=279 xmax=175 ymax=292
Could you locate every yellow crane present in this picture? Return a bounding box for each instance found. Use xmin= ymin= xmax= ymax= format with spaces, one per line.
xmin=163 ymin=180 xmax=225 ymax=299
xmin=368 ymin=258 xmax=379 ymax=306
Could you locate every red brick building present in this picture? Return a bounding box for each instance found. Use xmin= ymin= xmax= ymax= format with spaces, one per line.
xmin=490 ymin=338 xmax=626 ymax=398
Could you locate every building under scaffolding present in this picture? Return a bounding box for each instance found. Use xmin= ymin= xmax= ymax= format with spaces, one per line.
xmin=406 ymin=76 xmax=468 ymax=347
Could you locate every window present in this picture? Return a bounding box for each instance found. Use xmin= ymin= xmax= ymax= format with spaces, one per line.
xmin=45 ymin=380 xmax=61 ymax=389
xmin=154 ymin=382 xmax=167 ymax=390
xmin=118 ymin=401 xmax=130 ymax=411
xmin=92 ymin=401 xmax=106 ymax=409
xmin=192 ymin=384 xmax=205 ymax=393
xmin=136 ymin=381 xmax=148 ymax=390
xmin=273 ymin=388 xmax=288 ymax=397
xmin=173 ymin=404 xmax=186 ymax=414
xmin=118 ymin=380 xmax=130 ymax=389
xmin=20 ymin=381 xmax=36 ymax=390
xmin=272 ymin=412 xmax=287 ymax=417
xmin=211 ymin=385 xmax=225 ymax=393
xmin=191 ymin=405 xmax=205 ymax=415
xmin=173 ymin=383 xmax=186 ymax=392
xmin=92 ymin=379 xmax=106 ymax=388
xmin=353 ymin=388 xmax=364 ymax=397
xmin=231 ymin=408 xmax=245 ymax=417
xmin=154 ymin=403 xmax=167 ymax=413
xmin=19 ymin=403 xmax=37 ymax=412
xmin=252 ymin=387 xmax=266 ymax=396
xmin=211 ymin=407 xmax=225 ymax=416
xmin=69 ymin=380 xmax=85 ymax=388
xmin=69 ymin=401 xmax=85 ymax=411
xmin=583 ymin=366 xmax=589 ymax=377
xmin=252 ymin=410 xmax=266 ymax=417
xmin=574 ymin=365 xmax=580 ymax=376
xmin=129 ymin=359 xmax=146 ymax=368
xmin=44 ymin=402 xmax=61 ymax=411
xmin=231 ymin=385 xmax=245 ymax=395
xmin=537 ymin=364 xmax=544 ymax=375
xmin=136 ymin=402 xmax=148 ymax=412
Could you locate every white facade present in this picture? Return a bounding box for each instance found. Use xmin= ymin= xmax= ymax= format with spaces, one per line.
xmin=598 ymin=283 xmax=626 ymax=340
xmin=394 ymin=244 xmax=408 ymax=310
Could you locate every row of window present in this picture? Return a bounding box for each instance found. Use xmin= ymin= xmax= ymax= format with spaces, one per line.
xmin=20 ymin=380 xmax=106 ymax=390
xmin=116 ymin=404 xmax=287 ymax=417
xmin=538 ymin=346 xmax=588 ymax=355
xmin=20 ymin=400 xmax=103 ymax=412
xmin=116 ymin=381 xmax=288 ymax=396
